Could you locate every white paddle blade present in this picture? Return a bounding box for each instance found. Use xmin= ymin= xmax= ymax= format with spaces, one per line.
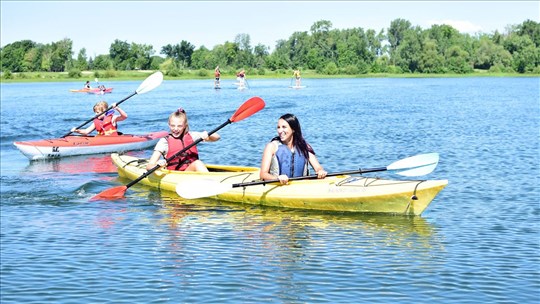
xmin=394 ymin=162 xmax=439 ymax=176
xmin=176 ymin=179 xmax=233 ymax=199
xmin=388 ymin=153 xmax=439 ymax=176
xmin=136 ymin=71 xmax=164 ymax=95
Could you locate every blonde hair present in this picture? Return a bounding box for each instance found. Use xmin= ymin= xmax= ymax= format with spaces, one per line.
xmin=168 ymin=108 xmax=190 ymax=134
xmin=93 ymin=101 xmax=108 ymax=113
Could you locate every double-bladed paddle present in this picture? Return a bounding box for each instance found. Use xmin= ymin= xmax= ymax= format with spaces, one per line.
xmin=62 ymin=71 xmax=164 ymax=138
xmin=175 ymin=153 xmax=440 ymax=199
xmin=91 ymin=96 xmax=266 ymax=201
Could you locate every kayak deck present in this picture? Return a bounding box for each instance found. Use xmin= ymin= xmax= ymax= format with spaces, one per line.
xmin=111 ymin=154 xmax=448 ymax=215
xmin=14 ymin=131 xmax=168 ymax=160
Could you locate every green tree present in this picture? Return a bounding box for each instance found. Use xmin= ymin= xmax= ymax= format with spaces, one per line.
xmin=22 ymin=47 xmax=41 ymax=72
xmin=93 ymin=54 xmax=113 ymax=70
xmin=395 ymin=26 xmax=423 ymax=72
xmin=130 ymin=43 xmax=154 ymax=69
xmin=287 ymin=31 xmax=310 ymax=68
xmin=1 ymin=40 xmax=36 ymax=72
xmin=178 ymin=40 xmax=195 ymax=67
xmin=445 ymin=45 xmax=473 ymax=73
xmin=253 ymin=43 xmax=269 ymax=68
xmin=76 ymin=48 xmax=89 ymax=70
xmin=418 ymin=38 xmax=445 ymax=73
xmin=517 ymin=19 xmax=540 ymax=47
xmin=473 ymin=36 xmax=512 ymax=69
xmin=265 ymin=39 xmax=290 ymax=70
xmin=109 ymin=39 xmax=131 ymax=70
xmin=49 ymin=38 xmax=73 ymax=72
xmin=387 ymin=18 xmax=412 ymax=64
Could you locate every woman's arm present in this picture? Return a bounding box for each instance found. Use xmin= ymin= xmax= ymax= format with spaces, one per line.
xmin=260 ymin=142 xmax=289 ymax=184
xmin=308 ymin=152 xmax=327 ymax=179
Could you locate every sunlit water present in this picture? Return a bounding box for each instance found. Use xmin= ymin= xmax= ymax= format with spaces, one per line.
xmin=1 ymin=77 xmax=539 ymax=303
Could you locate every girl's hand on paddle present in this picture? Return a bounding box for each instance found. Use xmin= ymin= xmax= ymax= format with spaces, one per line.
xmin=157 ymin=160 xmax=167 ymax=167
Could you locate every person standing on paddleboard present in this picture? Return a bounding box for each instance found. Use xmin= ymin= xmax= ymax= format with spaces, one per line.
xmin=293 ymin=69 xmax=301 ymax=87
xmin=260 ymin=113 xmax=326 ymax=185
xmin=214 ymin=66 xmax=221 ymax=88
xmin=71 ymin=101 xmax=127 ymax=136
xmin=146 ymin=108 xmax=220 ymax=172
xmin=236 ymin=69 xmax=246 ymax=88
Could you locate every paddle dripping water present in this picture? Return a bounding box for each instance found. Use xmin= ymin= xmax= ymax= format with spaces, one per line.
xmin=91 ymin=96 xmax=266 ymax=200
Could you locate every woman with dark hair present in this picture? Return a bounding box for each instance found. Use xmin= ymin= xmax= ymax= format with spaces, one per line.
xmin=260 ymin=113 xmax=327 ymax=185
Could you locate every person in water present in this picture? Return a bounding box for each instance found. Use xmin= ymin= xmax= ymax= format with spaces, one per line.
xmin=214 ymin=66 xmax=221 ymax=88
xmin=260 ymin=113 xmax=327 ymax=185
xmin=146 ymin=108 xmax=220 ymax=172
xmin=293 ymin=69 xmax=301 ymax=86
xmin=71 ymin=101 xmax=127 ymax=136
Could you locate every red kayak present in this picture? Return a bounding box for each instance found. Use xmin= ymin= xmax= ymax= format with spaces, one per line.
xmin=70 ymin=88 xmax=113 ymax=94
xmin=14 ymin=131 xmax=168 ymax=160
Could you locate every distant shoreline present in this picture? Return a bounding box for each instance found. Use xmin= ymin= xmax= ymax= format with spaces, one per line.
xmin=1 ymin=70 xmax=538 ymax=84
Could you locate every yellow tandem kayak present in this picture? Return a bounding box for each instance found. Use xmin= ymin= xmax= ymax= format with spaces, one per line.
xmin=111 ymin=153 xmax=448 ymax=215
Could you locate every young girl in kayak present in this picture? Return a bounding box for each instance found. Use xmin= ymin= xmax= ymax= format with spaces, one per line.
xmin=260 ymin=113 xmax=327 ymax=185
xmin=146 ymin=108 xmax=220 ymax=172
xmin=71 ymin=101 xmax=127 ymax=136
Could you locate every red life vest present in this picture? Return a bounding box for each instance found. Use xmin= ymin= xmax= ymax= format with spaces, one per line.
xmin=165 ymin=133 xmax=199 ymax=171
xmin=93 ymin=114 xmax=118 ymax=136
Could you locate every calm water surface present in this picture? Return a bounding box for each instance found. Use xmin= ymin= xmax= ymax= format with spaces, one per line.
xmin=1 ymin=77 xmax=539 ymax=303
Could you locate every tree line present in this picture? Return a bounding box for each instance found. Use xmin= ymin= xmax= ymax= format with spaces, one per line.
xmin=2 ymin=19 xmax=539 ymax=77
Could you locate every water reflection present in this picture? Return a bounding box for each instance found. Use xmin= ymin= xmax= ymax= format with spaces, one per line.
xmin=23 ymin=151 xmax=149 ymax=174
xmin=154 ymin=191 xmax=439 ymax=249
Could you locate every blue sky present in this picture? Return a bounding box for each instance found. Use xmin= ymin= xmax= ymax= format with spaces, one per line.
xmin=1 ymin=1 xmax=538 ymax=57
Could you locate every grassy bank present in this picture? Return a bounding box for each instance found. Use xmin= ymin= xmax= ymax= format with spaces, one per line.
xmin=0 ymin=69 xmax=537 ymax=83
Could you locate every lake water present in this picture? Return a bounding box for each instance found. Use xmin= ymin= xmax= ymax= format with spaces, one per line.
xmin=1 ymin=77 xmax=539 ymax=303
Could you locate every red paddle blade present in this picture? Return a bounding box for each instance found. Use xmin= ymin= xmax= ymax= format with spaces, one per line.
xmin=230 ymin=97 xmax=265 ymax=122
xmin=90 ymin=186 xmax=128 ymax=201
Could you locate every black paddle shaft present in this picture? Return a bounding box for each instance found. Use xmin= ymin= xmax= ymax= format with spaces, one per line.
xmin=231 ymin=167 xmax=388 ymax=188
xmin=62 ymin=91 xmax=137 ymax=138
xmin=124 ymin=119 xmax=232 ymax=189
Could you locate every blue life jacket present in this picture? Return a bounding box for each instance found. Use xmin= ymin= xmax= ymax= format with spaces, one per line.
xmin=275 ymin=143 xmax=308 ymax=177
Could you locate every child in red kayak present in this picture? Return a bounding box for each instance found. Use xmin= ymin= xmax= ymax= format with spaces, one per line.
xmin=146 ymin=108 xmax=220 ymax=172
xmin=71 ymin=101 xmax=127 ymax=136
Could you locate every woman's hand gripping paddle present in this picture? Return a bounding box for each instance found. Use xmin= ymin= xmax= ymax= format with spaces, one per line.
xmin=176 ymin=153 xmax=440 ymax=199
xmin=91 ymin=96 xmax=266 ymax=201
xmin=63 ymin=71 xmax=164 ymax=138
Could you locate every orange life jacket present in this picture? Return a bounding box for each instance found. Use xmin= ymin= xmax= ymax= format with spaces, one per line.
xmin=93 ymin=113 xmax=118 ymax=136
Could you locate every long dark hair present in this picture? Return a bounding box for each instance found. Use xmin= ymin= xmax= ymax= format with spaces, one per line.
xmin=272 ymin=113 xmax=314 ymax=159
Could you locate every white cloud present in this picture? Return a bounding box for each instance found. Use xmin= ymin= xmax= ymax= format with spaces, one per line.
xmin=428 ymin=19 xmax=484 ymax=33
